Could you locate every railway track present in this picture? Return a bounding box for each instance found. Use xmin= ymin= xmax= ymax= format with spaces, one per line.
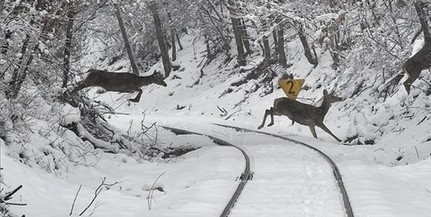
xmin=162 ymin=126 xmax=251 ymax=217
xmin=162 ymin=124 xmax=354 ymax=217
xmin=213 ymin=123 xmax=354 ymax=217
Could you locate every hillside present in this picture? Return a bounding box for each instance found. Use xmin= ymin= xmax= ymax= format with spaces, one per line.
xmin=2 ymin=1 xmax=431 ymax=216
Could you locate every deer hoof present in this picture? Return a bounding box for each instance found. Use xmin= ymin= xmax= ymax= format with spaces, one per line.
xmin=267 ymin=123 xmax=274 ymax=127
xmin=257 ymin=125 xmax=263 ymax=130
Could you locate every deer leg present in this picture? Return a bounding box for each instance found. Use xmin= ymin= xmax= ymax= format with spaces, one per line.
xmin=268 ymin=107 xmax=282 ymax=127
xmin=129 ymin=89 xmax=143 ymax=102
xmin=258 ymin=108 xmax=271 ymax=129
xmin=317 ymin=123 xmax=341 ymax=142
xmin=309 ymin=126 xmax=318 ymax=139
xmin=403 ymin=69 xmax=420 ymax=94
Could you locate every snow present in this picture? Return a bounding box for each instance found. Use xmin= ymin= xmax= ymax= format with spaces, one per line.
xmin=2 ymin=28 xmax=431 ymax=217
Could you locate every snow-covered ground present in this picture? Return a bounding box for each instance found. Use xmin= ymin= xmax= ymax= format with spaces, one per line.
xmin=3 ymin=33 xmax=431 ymax=217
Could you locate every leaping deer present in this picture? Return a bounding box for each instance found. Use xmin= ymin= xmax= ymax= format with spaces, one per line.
xmin=71 ymin=69 xmax=167 ymax=102
xmin=258 ymin=89 xmax=343 ymax=142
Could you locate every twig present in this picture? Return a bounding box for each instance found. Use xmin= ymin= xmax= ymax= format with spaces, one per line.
xmin=69 ymin=185 xmax=82 ymax=216
xmin=4 ymin=202 xmax=27 ymax=206
xmin=79 ymin=178 xmax=120 ymax=216
xmin=147 ymin=172 xmax=165 ymax=211
xmin=415 ymin=146 xmax=420 ymax=159
xmin=1 ymin=185 xmax=23 ymax=202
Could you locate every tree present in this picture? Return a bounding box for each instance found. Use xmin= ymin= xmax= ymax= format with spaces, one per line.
xmin=227 ymin=0 xmax=246 ymax=66
xmin=115 ymin=3 xmax=140 ymax=75
xmin=298 ymin=23 xmax=318 ymax=67
xmin=62 ymin=1 xmax=76 ymax=87
xmin=149 ymin=1 xmax=172 ymax=77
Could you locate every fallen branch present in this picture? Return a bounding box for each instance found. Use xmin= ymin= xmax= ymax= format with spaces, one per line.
xmin=69 ymin=185 xmax=82 ymax=216
xmin=1 ymin=185 xmax=22 ymax=202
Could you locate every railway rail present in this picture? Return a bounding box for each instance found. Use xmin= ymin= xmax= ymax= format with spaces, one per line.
xmin=162 ymin=126 xmax=251 ymax=217
xmin=162 ymin=124 xmax=354 ymax=217
xmin=213 ymin=123 xmax=354 ymax=217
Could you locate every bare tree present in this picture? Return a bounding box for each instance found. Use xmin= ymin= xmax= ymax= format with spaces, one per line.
xmin=115 ymin=3 xmax=139 ymax=75
xmin=149 ymin=1 xmax=172 ymax=77
xmin=62 ymin=1 xmax=76 ymax=87
xmin=227 ymin=0 xmax=246 ymax=66
xmin=298 ymin=23 xmax=318 ymax=66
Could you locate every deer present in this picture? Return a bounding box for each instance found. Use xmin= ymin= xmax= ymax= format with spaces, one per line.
xmin=258 ymin=89 xmax=343 ymax=142
xmin=401 ymin=1 xmax=431 ymax=94
xmin=402 ymin=41 xmax=431 ymax=94
xmin=70 ymin=69 xmax=167 ymax=102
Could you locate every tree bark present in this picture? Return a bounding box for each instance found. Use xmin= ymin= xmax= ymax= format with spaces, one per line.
xmin=227 ymin=0 xmax=246 ymax=66
xmin=277 ymin=27 xmax=287 ymax=66
xmin=171 ymin=29 xmax=177 ymax=61
xmin=272 ymin=29 xmax=278 ymax=60
xmin=115 ymin=4 xmax=139 ymax=75
xmin=62 ymin=1 xmax=75 ymax=88
xmin=240 ymin=18 xmax=252 ymax=55
xmin=176 ymin=32 xmax=183 ymax=50
xmin=149 ymin=1 xmax=172 ymax=77
xmin=298 ymin=24 xmax=318 ymax=66
xmin=167 ymin=11 xmax=177 ymax=61
xmin=6 ymin=34 xmax=30 ymax=99
xmin=262 ymin=19 xmax=271 ymax=61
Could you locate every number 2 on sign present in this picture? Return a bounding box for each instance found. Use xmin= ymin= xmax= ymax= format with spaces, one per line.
xmin=285 ymin=80 xmax=296 ymax=94
xmin=279 ymin=78 xmax=305 ymax=100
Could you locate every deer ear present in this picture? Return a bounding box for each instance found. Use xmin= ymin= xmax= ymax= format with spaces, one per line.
xmin=323 ymin=89 xmax=328 ymax=95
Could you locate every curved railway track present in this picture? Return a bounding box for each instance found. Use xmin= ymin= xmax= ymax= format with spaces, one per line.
xmin=162 ymin=124 xmax=354 ymax=217
xmin=213 ymin=123 xmax=354 ymax=217
xmin=162 ymin=126 xmax=251 ymax=217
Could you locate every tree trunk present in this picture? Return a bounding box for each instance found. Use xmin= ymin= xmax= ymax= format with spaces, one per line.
xmin=262 ymin=19 xmax=270 ymax=61
xmin=62 ymin=1 xmax=75 ymax=88
xmin=240 ymin=18 xmax=252 ymax=55
xmin=298 ymin=24 xmax=318 ymax=66
xmin=272 ymin=29 xmax=278 ymax=60
xmin=176 ymin=32 xmax=183 ymax=50
xmin=6 ymin=34 xmax=31 ymax=99
xmin=115 ymin=4 xmax=139 ymax=75
xmin=171 ymin=29 xmax=177 ymax=61
xmin=227 ymin=0 xmax=246 ymax=66
xmin=277 ymin=27 xmax=287 ymax=67
xmin=167 ymin=11 xmax=177 ymax=61
xmin=149 ymin=1 xmax=172 ymax=77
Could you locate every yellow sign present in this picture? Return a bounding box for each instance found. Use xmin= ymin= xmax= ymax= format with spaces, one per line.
xmin=278 ymin=79 xmax=305 ymax=100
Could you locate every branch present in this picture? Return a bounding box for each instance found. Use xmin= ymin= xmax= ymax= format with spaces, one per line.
xmin=1 ymin=185 xmax=23 ymax=202
xmin=69 ymin=185 xmax=82 ymax=216
xmin=79 ymin=178 xmax=120 ymax=216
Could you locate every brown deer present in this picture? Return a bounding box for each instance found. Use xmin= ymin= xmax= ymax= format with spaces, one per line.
xmin=402 ymin=42 xmax=431 ymax=94
xmin=71 ymin=69 xmax=167 ymax=102
xmin=402 ymin=1 xmax=431 ymax=94
xmin=258 ymin=89 xmax=343 ymax=142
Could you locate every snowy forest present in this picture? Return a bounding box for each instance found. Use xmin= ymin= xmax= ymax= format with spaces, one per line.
xmin=1 ymin=0 xmax=431 ymax=216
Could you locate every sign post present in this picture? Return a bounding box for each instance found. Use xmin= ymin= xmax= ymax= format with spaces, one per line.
xmin=278 ymin=79 xmax=305 ymax=100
